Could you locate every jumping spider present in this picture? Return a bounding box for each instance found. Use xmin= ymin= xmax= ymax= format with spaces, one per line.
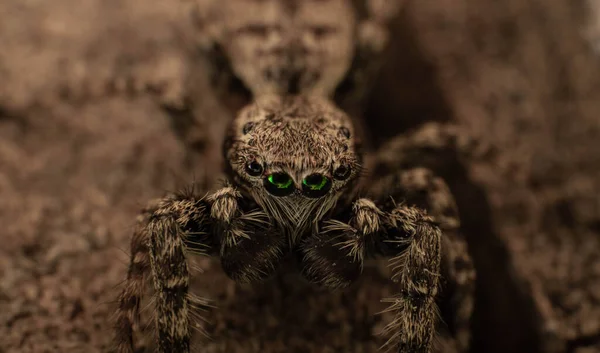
xmin=113 ymin=1 xmax=477 ymax=352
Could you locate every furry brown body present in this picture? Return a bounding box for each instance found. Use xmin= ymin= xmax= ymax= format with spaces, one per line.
xmin=113 ymin=1 xmax=480 ymax=352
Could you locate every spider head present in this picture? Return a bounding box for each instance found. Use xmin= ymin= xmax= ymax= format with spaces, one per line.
xmin=220 ymin=0 xmax=356 ymax=96
xmin=224 ymin=95 xmax=362 ymax=235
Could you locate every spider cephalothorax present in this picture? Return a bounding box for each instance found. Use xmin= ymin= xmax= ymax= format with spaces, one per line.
xmin=206 ymin=95 xmax=367 ymax=287
xmin=223 ymin=96 xmax=361 ymax=235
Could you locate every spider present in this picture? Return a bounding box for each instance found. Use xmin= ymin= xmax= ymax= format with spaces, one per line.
xmin=112 ymin=95 xmax=477 ymax=353
xmin=113 ymin=1 xmax=478 ymax=352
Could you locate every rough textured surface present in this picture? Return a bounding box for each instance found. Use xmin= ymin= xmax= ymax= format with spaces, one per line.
xmin=1 ymin=0 xmax=599 ymax=353
xmin=365 ymin=1 xmax=600 ymax=352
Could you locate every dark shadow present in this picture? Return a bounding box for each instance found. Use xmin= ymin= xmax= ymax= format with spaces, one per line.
xmin=447 ymin=167 xmax=540 ymax=353
xmin=361 ymin=9 xmax=453 ymax=148
xmin=360 ymin=8 xmax=542 ymax=353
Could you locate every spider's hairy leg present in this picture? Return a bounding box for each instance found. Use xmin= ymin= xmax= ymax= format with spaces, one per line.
xmin=300 ymin=166 xmax=476 ymax=352
xmin=298 ymin=199 xmax=381 ymax=289
xmin=113 ymin=199 xmax=162 ymax=353
xmin=113 ymin=192 xmax=213 ymax=353
xmin=374 ymin=122 xmax=495 ymax=174
xmin=301 ymin=195 xmax=443 ymax=352
xmin=378 ymin=203 xmax=442 ymax=353
xmin=113 ymin=184 xmax=284 ymax=353
xmin=371 ymin=168 xmax=476 ymax=352
xmin=300 ymin=199 xmax=441 ymax=353
xmin=301 ymin=193 xmax=407 ymax=290
xmin=147 ymin=194 xmax=214 ymax=353
xmin=207 ymin=186 xmax=286 ymax=284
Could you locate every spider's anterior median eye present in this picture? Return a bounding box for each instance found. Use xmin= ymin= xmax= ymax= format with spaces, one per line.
xmin=264 ymin=173 xmax=295 ymax=197
xmin=301 ymin=174 xmax=332 ymax=198
xmin=333 ymin=165 xmax=351 ymax=180
xmin=245 ymin=160 xmax=264 ymax=176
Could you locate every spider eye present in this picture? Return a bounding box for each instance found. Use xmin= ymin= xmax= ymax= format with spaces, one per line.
xmin=242 ymin=122 xmax=254 ymax=134
xmin=264 ymin=173 xmax=295 ymax=196
xmin=245 ymin=160 xmax=264 ymax=176
xmin=301 ymin=174 xmax=332 ymax=198
xmin=333 ymin=165 xmax=351 ymax=180
xmin=339 ymin=127 xmax=351 ymax=139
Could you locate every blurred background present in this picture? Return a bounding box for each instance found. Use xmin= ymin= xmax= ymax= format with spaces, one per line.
xmin=0 ymin=0 xmax=599 ymax=352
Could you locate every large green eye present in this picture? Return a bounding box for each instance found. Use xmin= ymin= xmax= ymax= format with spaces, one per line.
xmin=264 ymin=173 xmax=295 ymax=197
xmin=302 ymin=174 xmax=327 ymax=190
xmin=268 ymin=173 xmax=293 ymax=188
xmin=301 ymin=174 xmax=332 ymax=198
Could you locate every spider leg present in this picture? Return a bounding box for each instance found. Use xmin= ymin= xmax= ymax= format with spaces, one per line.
xmin=371 ymin=168 xmax=475 ymax=352
xmin=299 ymin=200 xmax=441 ymax=353
xmin=207 ymin=186 xmax=286 ymax=284
xmin=300 ymin=167 xmax=475 ymax=352
xmin=378 ymin=200 xmax=442 ymax=353
xmin=146 ymin=194 xmax=215 ymax=353
xmin=113 ymin=185 xmax=284 ymax=353
xmin=307 ymin=194 xmax=442 ymax=352
xmin=113 ymin=199 xmax=163 ymax=353
xmin=370 ymin=124 xmax=484 ymax=351
xmin=113 ymin=191 xmax=214 ymax=353
xmin=374 ymin=122 xmax=494 ymax=174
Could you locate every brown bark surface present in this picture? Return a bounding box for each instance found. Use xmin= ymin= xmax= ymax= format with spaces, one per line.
xmin=1 ymin=0 xmax=599 ymax=352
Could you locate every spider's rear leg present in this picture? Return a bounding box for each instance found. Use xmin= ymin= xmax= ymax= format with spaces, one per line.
xmin=374 ymin=122 xmax=494 ymax=174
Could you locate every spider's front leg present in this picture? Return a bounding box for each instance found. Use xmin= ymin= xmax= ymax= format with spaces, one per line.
xmin=206 ymin=186 xmax=286 ymax=284
xmin=371 ymin=169 xmax=475 ymax=352
xmin=113 ymin=192 xmax=211 ymax=353
xmin=113 ymin=185 xmax=284 ymax=353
